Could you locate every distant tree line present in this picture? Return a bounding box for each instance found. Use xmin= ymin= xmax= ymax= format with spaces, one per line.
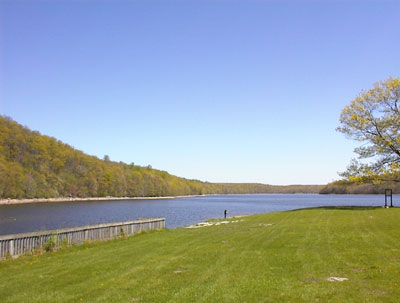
xmin=0 ymin=116 xmax=322 ymax=199
xmin=319 ymin=180 xmax=400 ymax=194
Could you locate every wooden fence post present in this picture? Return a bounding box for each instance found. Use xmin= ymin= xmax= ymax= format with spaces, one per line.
xmin=8 ymin=240 xmax=14 ymax=257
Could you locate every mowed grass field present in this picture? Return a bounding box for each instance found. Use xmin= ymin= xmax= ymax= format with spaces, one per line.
xmin=1 ymin=207 xmax=400 ymax=302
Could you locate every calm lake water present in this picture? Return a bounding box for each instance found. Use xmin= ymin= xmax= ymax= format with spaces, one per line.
xmin=0 ymin=194 xmax=395 ymax=236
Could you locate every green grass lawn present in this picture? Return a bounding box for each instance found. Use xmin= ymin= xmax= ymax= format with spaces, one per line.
xmin=1 ymin=206 xmax=400 ymax=302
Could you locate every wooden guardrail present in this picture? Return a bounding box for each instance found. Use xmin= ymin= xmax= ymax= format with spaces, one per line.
xmin=0 ymin=218 xmax=165 ymax=260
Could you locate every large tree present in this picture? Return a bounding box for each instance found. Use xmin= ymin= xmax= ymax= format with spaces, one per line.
xmin=337 ymin=77 xmax=400 ymax=182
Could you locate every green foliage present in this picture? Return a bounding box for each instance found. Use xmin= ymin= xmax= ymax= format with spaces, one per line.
xmin=119 ymin=227 xmax=127 ymax=238
xmin=61 ymin=238 xmax=69 ymax=249
xmin=43 ymin=235 xmax=57 ymax=252
xmin=337 ymin=77 xmax=400 ymax=182
xmin=0 ymin=116 xmax=322 ymax=199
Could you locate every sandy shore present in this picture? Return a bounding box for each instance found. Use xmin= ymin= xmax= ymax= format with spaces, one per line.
xmin=0 ymin=195 xmax=207 ymax=205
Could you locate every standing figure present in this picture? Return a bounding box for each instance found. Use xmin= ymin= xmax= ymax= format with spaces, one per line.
xmin=224 ymin=209 xmax=227 ymax=219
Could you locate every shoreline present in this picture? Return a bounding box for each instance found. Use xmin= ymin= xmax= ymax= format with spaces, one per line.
xmin=0 ymin=195 xmax=208 ymax=206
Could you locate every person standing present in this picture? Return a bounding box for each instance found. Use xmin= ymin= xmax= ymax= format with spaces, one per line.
xmin=224 ymin=209 xmax=227 ymax=219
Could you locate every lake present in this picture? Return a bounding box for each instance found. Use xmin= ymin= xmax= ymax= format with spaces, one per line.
xmin=0 ymin=194 xmax=395 ymax=236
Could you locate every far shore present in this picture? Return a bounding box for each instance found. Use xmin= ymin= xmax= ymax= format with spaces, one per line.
xmin=0 ymin=195 xmax=208 ymax=205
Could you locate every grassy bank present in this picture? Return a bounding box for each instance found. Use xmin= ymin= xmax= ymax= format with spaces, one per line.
xmin=1 ymin=207 xmax=400 ymax=302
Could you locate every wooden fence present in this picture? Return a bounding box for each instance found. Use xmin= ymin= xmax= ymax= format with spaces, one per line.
xmin=0 ymin=218 xmax=165 ymax=260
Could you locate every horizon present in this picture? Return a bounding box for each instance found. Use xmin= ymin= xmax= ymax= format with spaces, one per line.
xmin=1 ymin=0 xmax=399 ymax=185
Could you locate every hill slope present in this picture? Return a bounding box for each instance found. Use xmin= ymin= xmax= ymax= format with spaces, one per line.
xmin=0 ymin=116 xmax=322 ymax=199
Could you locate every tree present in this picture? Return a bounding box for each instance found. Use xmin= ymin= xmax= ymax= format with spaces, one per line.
xmin=337 ymin=77 xmax=400 ymax=182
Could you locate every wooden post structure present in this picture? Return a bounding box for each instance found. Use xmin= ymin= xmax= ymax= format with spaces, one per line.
xmin=9 ymin=240 xmax=14 ymax=257
xmin=385 ymin=189 xmax=393 ymax=208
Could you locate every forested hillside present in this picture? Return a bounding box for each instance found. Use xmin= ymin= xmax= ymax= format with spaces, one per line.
xmin=0 ymin=116 xmax=322 ymax=199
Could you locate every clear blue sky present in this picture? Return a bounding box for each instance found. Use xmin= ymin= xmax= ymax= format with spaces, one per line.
xmin=1 ymin=0 xmax=399 ymax=185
